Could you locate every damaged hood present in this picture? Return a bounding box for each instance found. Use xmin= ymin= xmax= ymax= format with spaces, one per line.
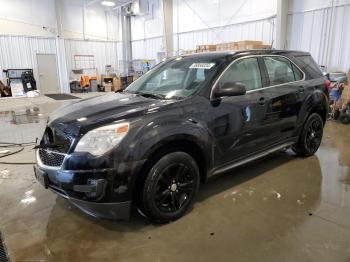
xmin=48 ymin=92 xmax=176 ymax=136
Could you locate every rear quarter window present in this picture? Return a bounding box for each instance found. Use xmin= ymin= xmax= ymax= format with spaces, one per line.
xmin=295 ymin=55 xmax=323 ymax=79
xmin=263 ymin=56 xmax=302 ymax=86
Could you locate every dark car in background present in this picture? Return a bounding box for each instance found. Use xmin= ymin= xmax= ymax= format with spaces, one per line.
xmin=34 ymin=49 xmax=328 ymax=223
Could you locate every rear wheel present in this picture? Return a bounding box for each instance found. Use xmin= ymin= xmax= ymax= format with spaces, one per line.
xmin=141 ymin=152 xmax=200 ymax=223
xmin=292 ymin=113 xmax=324 ymax=157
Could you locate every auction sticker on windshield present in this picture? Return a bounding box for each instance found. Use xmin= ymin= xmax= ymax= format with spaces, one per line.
xmin=189 ymin=63 xmax=215 ymax=69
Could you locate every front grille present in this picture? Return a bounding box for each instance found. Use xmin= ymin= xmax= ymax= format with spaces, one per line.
xmin=39 ymin=149 xmax=66 ymax=167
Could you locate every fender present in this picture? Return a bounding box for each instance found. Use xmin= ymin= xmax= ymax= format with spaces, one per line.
xmin=294 ymin=89 xmax=328 ymax=137
xmin=131 ymin=117 xmax=213 ymax=167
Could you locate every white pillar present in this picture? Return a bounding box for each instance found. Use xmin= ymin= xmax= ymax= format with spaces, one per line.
xmin=121 ymin=4 xmax=133 ymax=75
xmin=161 ymin=0 xmax=173 ymax=57
xmin=276 ymin=0 xmax=289 ymax=49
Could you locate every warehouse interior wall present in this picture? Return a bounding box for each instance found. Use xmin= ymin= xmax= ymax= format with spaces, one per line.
xmin=130 ymin=0 xmax=277 ymax=59
xmin=173 ymin=0 xmax=277 ymax=53
xmin=1 ymin=0 xmax=350 ymax=93
xmin=287 ymin=0 xmax=350 ymax=71
xmin=57 ymin=0 xmax=120 ymax=41
xmin=0 ymin=0 xmax=122 ymax=93
xmin=131 ymin=0 xmax=164 ymax=60
xmin=0 ymin=0 xmax=57 ymax=37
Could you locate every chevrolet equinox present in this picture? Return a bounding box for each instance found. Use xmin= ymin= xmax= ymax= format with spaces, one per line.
xmin=34 ymin=50 xmax=328 ymax=223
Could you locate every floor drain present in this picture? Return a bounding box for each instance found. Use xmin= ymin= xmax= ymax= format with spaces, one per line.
xmin=0 ymin=232 xmax=9 ymax=262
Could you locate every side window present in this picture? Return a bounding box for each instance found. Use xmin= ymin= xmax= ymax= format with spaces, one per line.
xmin=263 ymin=56 xmax=302 ymax=85
xmin=292 ymin=64 xmax=303 ymax=81
xmin=217 ymin=58 xmax=262 ymax=91
xmin=297 ymin=55 xmax=322 ymax=77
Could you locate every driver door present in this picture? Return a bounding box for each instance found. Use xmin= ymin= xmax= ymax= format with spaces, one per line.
xmin=208 ymin=57 xmax=275 ymax=167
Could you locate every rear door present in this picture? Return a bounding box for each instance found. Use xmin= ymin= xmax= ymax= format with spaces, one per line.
xmin=260 ymin=55 xmax=306 ymax=141
xmin=208 ymin=57 xmax=275 ymax=167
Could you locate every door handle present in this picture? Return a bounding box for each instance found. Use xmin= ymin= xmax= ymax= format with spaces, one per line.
xmin=258 ymin=97 xmax=266 ymax=105
xmin=298 ymin=87 xmax=304 ymax=93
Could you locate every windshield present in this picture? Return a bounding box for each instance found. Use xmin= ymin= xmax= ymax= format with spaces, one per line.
xmin=125 ymin=56 xmax=219 ymax=99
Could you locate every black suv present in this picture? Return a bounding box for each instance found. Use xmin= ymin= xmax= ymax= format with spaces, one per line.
xmin=34 ymin=50 xmax=328 ymax=223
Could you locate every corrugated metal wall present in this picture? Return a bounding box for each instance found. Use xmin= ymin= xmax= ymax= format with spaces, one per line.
xmin=0 ymin=35 xmax=57 ymax=88
xmin=0 ymin=36 xmax=121 ymax=93
xmin=175 ymin=17 xmax=276 ymax=52
xmin=287 ymin=3 xmax=350 ymax=71
xmin=132 ymin=37 xmax=163 ymax=60
xmin=64 ymin=39 xmax=119 ymax=75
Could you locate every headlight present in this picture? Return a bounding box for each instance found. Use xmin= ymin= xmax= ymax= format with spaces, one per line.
xmin=75 ymin=122 xmax=129 ymax=156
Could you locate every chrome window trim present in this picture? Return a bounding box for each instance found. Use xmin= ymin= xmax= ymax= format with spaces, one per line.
xmin=36 ymin=149 xmax=67 ymax=170
xmin=210 ymin=54 xmax=306 ymax=99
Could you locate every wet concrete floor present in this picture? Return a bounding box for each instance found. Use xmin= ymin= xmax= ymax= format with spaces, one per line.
xmin=0 ymin=95 xmax=349 ymax=261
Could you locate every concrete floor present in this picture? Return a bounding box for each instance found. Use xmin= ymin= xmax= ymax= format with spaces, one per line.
xmin=0 ymin=94 xmax=349 ymax=262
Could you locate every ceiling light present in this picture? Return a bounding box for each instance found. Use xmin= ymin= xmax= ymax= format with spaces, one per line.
xmin=101 ymin=1 xmax=115 ymax=7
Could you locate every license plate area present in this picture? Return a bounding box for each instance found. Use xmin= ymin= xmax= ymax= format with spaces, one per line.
xmin=34 ymin=166 xmax=49 ymax=189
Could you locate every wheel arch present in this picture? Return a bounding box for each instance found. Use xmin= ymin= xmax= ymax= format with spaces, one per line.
xmin=300 ymin=90 xmax=329 ymax=125
xmin=132 ymin=135 xmax=210 ymax=204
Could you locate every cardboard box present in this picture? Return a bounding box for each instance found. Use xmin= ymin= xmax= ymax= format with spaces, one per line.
xmin=216 ymin=42 xmax=238 ymax=51
xmin=196 ymin=44 xmax=216 ymax=52
xmin=104 ymin=83 xmax=113 ymax=92
xmin=237 ymin=40 xmax=262 ymax=49
xmin=227 ymin=42 xmax=239 ymax=50
xmin=245 ymin=44 xmax=272 ymax=50
xmin=216 ymin=43 xmax=225 ymax=51
xmin=341 ymin=85 xmax=350 ymax=101
xmin=113 ymin=77 xmax=121 ymax=91
xmin=204 ymin=45 xmax=217 ymax=51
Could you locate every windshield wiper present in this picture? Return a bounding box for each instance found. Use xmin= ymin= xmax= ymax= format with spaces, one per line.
xmin=135 ymin=92 xmax=165 ymax=100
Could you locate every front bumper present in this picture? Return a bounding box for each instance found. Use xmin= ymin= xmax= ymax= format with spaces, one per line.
xmin=51 ymin=184 xmax=131 ymax=220
xmin=34 ymin=148 xmax=146 ymax=220
xmin=34 ymin=164 xmax=133 ymax=220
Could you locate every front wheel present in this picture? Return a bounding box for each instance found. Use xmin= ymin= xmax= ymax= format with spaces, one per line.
xmin=141 ymin=152 xmax=200 ymax=223
xmin=292 ymin=113 xmax=324 ymax=157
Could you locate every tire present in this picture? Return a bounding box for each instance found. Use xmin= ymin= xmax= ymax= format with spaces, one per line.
xmin=339 ymin=114 xmax=350 ymax=124
xmin=141 ymin=152 xmax=200 ymax=223
xmin=292 ymin=113 xmax=324 ymax=157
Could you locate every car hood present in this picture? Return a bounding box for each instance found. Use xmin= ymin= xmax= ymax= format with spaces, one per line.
xmin=48 ymin=92 xmax=176 ymax=136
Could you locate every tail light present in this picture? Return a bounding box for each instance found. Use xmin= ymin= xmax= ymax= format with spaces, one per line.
xmin=325 ymin=79 xmax=331 ymax=97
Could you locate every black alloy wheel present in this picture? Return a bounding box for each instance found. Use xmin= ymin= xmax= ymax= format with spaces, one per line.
xmin=292 ymin=113 xmax=324 ymax=157
xmin=155 ymin=163 xmax=194 ymax=212
xmin=142 ymin=152 xmax=200 ymax=223
xmin=305 ymin=117 xmax=323 ymax=153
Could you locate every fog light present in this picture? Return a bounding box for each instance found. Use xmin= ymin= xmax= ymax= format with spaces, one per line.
xmin=73 ymin=179 xmax=106 ymax=200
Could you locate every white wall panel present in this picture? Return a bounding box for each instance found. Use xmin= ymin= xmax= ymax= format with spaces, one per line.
xmin=174 ymin=0 xmax=276 ymax=33
xmin=0 ymin=0 xmax=56 ymax=37
xmin=287 ymin=3 xmax=350 ymax=71
xmin=289 ymin=0 xmax=350 ymax=13
xmin=132 ymin=37 xmax=163 ymax=60
xmin=57 ymin=0 xmax=120 ymax=41
xmin=0 ymin=35 xmax=57 ymax=86
xmin=175 ymin=17 xmax=276 ymax=52
xmin=131 ymin=0 xmax=163 ymax=41
xmin=172 ymin=0 xmax=276 ymax=53
xmin=131 ymin=0 xmax=277 ymax=59
xmin=64 ymin=39 xmax=119 ymax=75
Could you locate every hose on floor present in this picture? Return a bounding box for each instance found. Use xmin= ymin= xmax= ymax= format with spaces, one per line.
xmin=0 ymin=141 xmax=37 ymax=165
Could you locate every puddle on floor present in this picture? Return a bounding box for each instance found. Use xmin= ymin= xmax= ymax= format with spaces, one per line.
xmin=0 ymin=107 xmax=45 ymax=125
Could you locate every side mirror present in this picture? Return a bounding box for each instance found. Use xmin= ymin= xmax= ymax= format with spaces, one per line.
xmin=213 ymin=82 xmax=246 ymax=98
